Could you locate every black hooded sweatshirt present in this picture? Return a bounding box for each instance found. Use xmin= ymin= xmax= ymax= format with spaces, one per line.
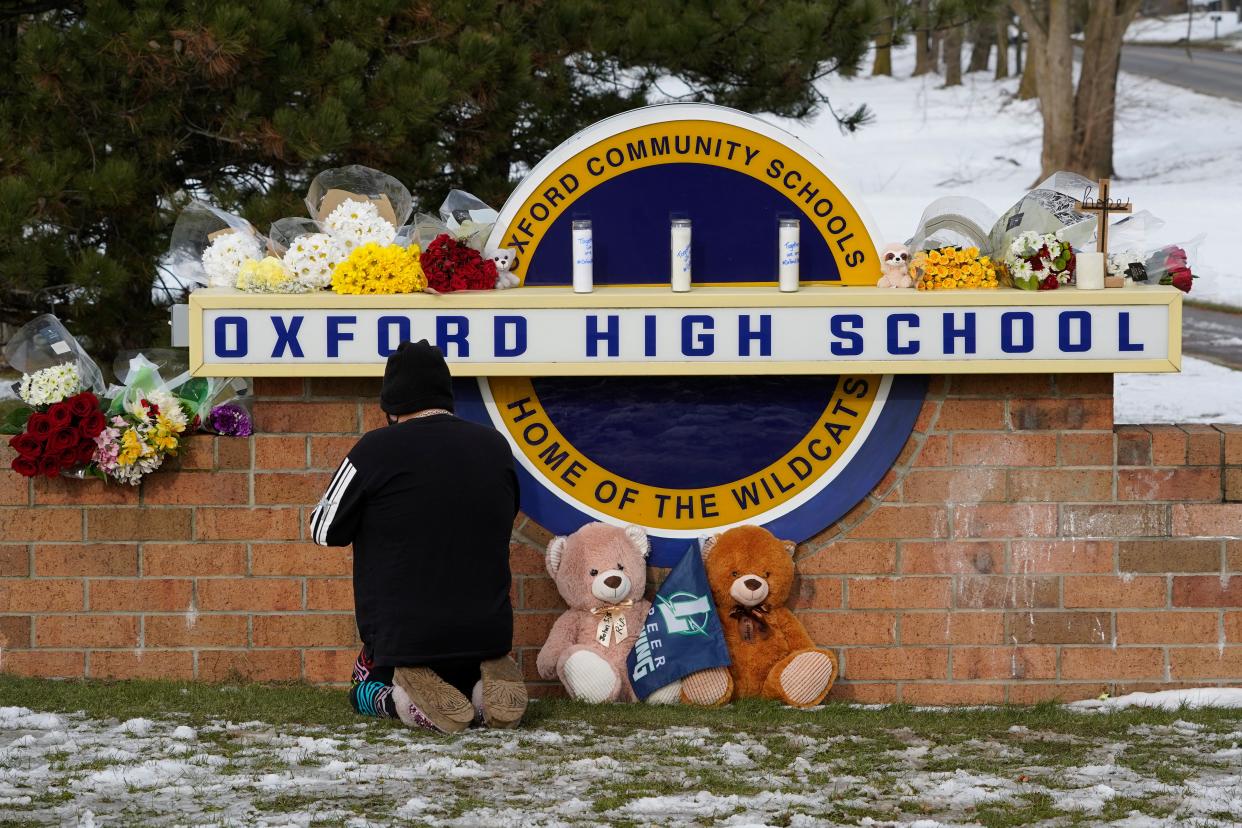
xmin=311 ymin=414 xmax=519 ymax=667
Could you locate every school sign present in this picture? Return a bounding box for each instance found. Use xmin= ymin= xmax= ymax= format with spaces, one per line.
xmin=192 ymin=289 xmax=1177 ymax=376
xmin=187 ymin=104 xmax=1181 ymax=564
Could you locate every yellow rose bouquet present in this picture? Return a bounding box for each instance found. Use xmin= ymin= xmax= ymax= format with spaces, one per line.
xmin=912 ymin=246 xmax=999 ymax=291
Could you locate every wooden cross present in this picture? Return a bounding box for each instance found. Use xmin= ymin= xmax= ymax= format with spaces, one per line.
xmin=1075 ymin=177 xmax=1133 ymax=258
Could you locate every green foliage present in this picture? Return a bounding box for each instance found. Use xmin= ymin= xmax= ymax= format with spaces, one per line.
xmin=0 ymin=0 xmax=873 ymax=359
xmin=0 ymin=404 xmax=33 ymax=435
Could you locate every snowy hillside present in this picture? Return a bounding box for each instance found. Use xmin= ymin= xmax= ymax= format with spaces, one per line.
xmin=1127 ymin=11 xmax=1242 ymax=44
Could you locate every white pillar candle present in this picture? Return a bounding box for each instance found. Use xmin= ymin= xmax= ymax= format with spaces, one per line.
xmin=778 ymin=219 xmax=800 ymax=292
xmin=1076 ymin=251 xmax=1105 ymax=290
xmin=571 ymin=220 xmax=594 ymax=293
xmin=670 ymin=219 xmax=692 ymax=292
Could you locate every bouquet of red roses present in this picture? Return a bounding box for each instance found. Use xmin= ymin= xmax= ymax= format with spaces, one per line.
xmin=1145 ymin=244 xmax=1196 ymax=293
xmin=419 ymin=233 xmax=497 ymax=293
xmin=8 ymin=391 xmax=107 ymax=478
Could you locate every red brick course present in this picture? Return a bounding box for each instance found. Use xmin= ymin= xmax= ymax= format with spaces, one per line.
xmin=2 ymin=377 xmax=1241 ymax=703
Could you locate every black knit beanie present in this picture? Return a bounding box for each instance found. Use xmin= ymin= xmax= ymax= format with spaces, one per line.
xmin=380 ymin=340 xmax=455 ymax=415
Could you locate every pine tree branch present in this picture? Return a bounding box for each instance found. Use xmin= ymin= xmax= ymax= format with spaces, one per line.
xmin=184 ymin=125 xmax=248 ymax=147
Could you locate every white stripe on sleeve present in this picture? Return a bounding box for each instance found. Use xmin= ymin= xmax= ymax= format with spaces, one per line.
xmin=310 ymin=459 xmax=353 ymax=541
xmin=312 ymin=459 xmax=356 ymax=545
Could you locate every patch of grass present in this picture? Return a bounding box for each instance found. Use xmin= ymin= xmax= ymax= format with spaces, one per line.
xmin=591 ymin=775 xmax=693 ymax=813
xmin=815 ymin=799 xmax=902 ymax=822
xmin=253 ymin=792 xmax=331 ymax=813
xmin=1118 ymin=742 xmax=1203 ymax=786
xmin=1101 ymin=795 xmax=1175 ymax=821
xmin=971 ymin=791 xmax=1067 ymax=827
xmin=28 ymin=790 xmax=74 ymax=806
xmin=1023 ymin=740 xmax=1095 ymax=768
xmin=68 ymin=757 xmax=129 ymax=772
xmin=443 ymin=793 xmax=489 ymax=819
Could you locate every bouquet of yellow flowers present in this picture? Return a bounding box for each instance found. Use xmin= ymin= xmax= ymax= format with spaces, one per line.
xmin=912 ymin=246 xmax=999 ymax=291
xmin=331 ymin=243 xmax=427 ymax=295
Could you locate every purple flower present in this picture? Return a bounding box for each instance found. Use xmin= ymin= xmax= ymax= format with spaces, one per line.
xmin=207 ymin=403 xmax=253 ymax=437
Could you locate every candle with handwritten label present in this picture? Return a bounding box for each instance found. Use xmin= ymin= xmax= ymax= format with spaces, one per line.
xmin=778 ymin=219 xmax=800 ymax=292
xmin=572 ymin=220 xmax=594 ymax=293
xmin=670 ymin=219 xmax=692 ymax=292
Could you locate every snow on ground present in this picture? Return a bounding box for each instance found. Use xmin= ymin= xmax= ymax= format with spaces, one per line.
xmin=1115 ymin=356 xmax=1242 ymax=423
xmin=1072 ymin=688 xmax=1242 ymax=712
xmin=1127 ymin=11 xmax=1242 ymax=44
xmin=2 ymin=703 xmax=1242 ymax=826
xmin=773 ymin=45 xmax=1242 ymax=311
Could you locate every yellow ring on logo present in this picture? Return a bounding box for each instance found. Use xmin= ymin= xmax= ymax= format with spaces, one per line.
xmin=487 ymin=375 xmax=880 ymax=531
xmin=496 ymin=120 xmax=880 ymax=287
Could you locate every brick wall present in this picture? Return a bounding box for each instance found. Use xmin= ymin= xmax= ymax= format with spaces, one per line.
xmin=2 ymin=375 xmax=1240 ymax=703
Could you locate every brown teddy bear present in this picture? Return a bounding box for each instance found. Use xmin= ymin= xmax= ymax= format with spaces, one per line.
xmin=681 ymin=525 xmax=837 ymax=708
xmin=536 ymin=522 xmax=680 ymax=704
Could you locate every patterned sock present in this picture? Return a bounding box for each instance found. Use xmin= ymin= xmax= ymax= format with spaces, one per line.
xmin=351 ymin=680 xmax=398 ymax=719
xmin=350 ymin=646 xmax=398 ymax=719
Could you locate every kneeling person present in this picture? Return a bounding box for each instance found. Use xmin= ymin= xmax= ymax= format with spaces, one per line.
xmin=310 ymin=340 xmax=526 ymax=732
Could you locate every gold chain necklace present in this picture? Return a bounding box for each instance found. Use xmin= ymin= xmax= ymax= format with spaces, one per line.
xmin=409 ymin=408 xmax=450 ymax=419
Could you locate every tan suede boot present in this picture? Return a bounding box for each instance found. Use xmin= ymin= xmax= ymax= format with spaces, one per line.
xmin=479 ymin=655 xmax=528 ymax=729
xmin=392 ymin=667 xmax=476 ymax=733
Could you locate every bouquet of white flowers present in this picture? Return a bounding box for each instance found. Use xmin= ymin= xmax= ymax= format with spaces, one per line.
xmin=3 ymin=314 xmax=104 ymax=405
xmin=269 ymin=218 xmax=348 ymax=291
xmin=167 ymin=201 xmax=266 ymax=290
xmin=1004 ymin=231 xmax=1076 ymax=291
xmin=305 ymin=165 xmax=412 ymax=228
xmin=324 ymin=198 xmax=398 ymax=252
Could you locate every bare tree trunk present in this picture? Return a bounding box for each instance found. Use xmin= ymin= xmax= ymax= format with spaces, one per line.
xmin=968 ymin=20 xmax=993 ymax=72
xmin=1016 ymin=43 xmax=1038 ymax=98
xmin=913 ymin=0 xmax=933 ymax=75
xmin=932 ymin=28 xmax=944 ymax=73
xmin=872 ymin=36 xmax=893 ymax=76
xmin=1071 ymin=1 xmax=1143 ymax=178
xmin=995 ymin=12 xmax=1010 ymax=79
xmin=1013 ymin=0 xmax=1074 ymax=179
xmin=944 ymin=24 xmax=964 ymax=85
xmin=872 ymin=12 xmax=895 ymax=76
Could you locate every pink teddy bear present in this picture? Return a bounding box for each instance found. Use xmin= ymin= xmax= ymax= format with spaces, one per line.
xmin=536 ymin=522 xmax=680 ymax=704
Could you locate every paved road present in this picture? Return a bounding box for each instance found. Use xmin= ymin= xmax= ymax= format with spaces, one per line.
xmin=1184 ymin=304 xmax=1242 ymax=370
xmin=1120 ymin=43 xmax=1242 ymax=102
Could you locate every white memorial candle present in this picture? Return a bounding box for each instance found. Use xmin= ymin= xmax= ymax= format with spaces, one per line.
xmin=572 ymin=220 xmax=594 ymax=293
xmin=778 ymin=218 xmax=800 ymax=292
xmin=670 ymin=219 xmax=692 ymax=292
xmin=1076 ymin=251 xmax=1105 ymax=290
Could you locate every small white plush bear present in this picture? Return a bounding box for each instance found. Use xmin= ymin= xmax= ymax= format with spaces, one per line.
xmin=486 ymin=247 xmax=520 ymax=289
xmin=877 ymin=243 xmax=913 ymax=288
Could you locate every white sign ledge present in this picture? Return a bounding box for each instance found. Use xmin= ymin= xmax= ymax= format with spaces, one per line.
xmin=187 ymin=285 xmax=1183 ymax=377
